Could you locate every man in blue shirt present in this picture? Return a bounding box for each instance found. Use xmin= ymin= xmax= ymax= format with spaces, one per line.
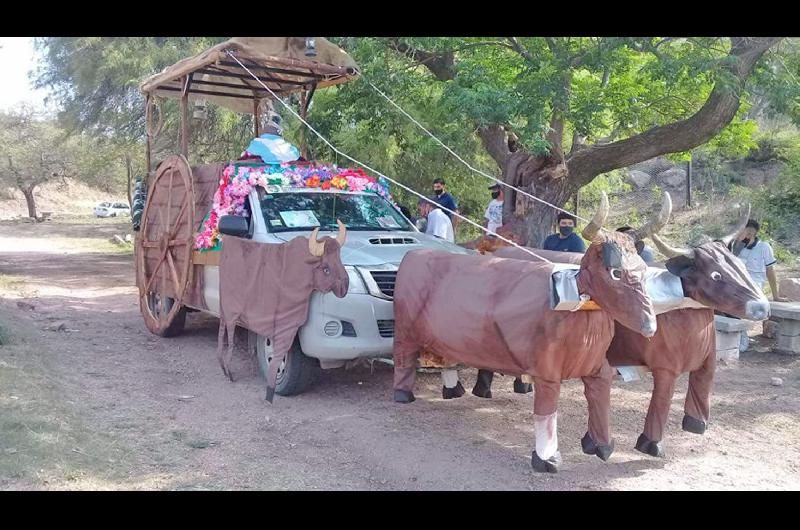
xmin=542 ymin=212 xmax=586 ymax=252
xmin=432 ymin=178 xmax=459 ymax=232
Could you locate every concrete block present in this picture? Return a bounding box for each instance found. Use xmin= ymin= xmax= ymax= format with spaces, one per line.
xmin=714 ymin=315 xmax=751 ymax=333
xmin=715 ymin=330 xmax=742 ymax=351
xmin=776 ymin=334 xmax=800 ymax=354
xmin=717 ymin=348 xmax=740 ymax=365
xmin=769 ymin=301 xmax=800 ymax=320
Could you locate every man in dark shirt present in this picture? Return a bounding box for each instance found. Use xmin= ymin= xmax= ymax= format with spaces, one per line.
xmin=542 ymin=212 xmax=586 ymax=252
xmin=432 ymin=178 xmax=459 ymax=231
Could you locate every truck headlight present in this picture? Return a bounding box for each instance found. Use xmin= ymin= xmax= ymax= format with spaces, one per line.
xmin=345 ymin=266 xmax=368 ymax=294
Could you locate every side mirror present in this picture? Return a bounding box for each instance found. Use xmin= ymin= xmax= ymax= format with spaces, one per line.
xmin=218 ymin=215 xmax=251 ymax=238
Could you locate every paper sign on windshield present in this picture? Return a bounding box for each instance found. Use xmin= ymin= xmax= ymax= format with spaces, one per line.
xmin=376 ymin=216 xmax=401 ymax=229
xmin=279 ymin=210 xmax=320 ymax=228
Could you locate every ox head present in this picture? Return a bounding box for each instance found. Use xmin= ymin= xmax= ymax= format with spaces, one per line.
xmin=577 ymin=192 xmax=670 ymax=338
xmin=307 ymin=220 xmax=349 ymax=298
xmin=649 ymin=204 xmax=770 ymax=321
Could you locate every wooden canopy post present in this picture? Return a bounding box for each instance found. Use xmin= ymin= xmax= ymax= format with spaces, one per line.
xmin=254 ymin=98 xmax=261 ymax=137
xmin=180 ymin=75 xmax=192 ymax=158
xmin=145 ymin=95 xmax=153 ymax=174
xmin=300 ymin=82 xmax=317 ymax=159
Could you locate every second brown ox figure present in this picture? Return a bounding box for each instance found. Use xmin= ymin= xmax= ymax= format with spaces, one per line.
xmin=392 ymin=193 xmax=660 ymax=473
xmin=487 ymin=200 xmax=770 ymax=458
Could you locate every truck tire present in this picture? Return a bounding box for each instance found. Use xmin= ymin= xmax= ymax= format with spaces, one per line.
xmin=145 ymin=293 xmax=186 ymax=337
xmin=249 ymin=331 xmax=319 ymax=396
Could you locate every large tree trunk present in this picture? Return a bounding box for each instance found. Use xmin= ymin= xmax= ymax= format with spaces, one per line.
xmin=21 ymin=185 xmax=37 ymax=219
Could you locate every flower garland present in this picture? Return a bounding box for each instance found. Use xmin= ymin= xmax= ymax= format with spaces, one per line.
xmin=194 ymin=162 xmax=392 ymax=251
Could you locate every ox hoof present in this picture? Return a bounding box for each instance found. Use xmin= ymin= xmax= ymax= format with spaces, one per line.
xmin=394 ymin=389 xmax=416 ymax=404
xmin=634 ymin=433 xmax=664 ymax=458
xmin=531 ymin=451 xmax=562 ymax=474
xmin=471 ymin=382 xmax=493 ymax=399
xmin=513 ymin=378 xmax=533 ymax=394
xmin=580 ymin=432 xmax=615 ymax=462
xmin=442 ymin=382 xmax=465 ymax=400
xmin=682 ymin=414 xmax=707 ymax=435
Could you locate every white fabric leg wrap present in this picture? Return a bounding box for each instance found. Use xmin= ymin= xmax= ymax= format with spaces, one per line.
xmin=534 ymin=412 xmax=558 ymax=460
xmin=441 ymin=369 xmax=459 ymax=389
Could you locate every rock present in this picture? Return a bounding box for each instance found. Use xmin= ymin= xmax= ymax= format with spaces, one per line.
xmin=16 ymin=301 xmax=35 ymax=311
xmin=780 ymin=278 xmax=800 ymax=302
xmin=771 ymin=377 xmax=783 ymax=387
xmin=110 ymin=235 xmax=128 ymax=246
xmin=124 ymin=234 xmax=133 ymax=243
xmin=627 ymin=170 xmax=652 ymax=188
xmin=631 ymin=157 xmax=674 ymax=176
xmin=762 ymin=320 xmax=779 ymax=339
xmin=658 ymin=167 xmax=688 ymax=188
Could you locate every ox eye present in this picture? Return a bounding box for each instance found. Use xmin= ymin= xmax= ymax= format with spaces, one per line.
xmin=323 ymin=266 xmax=331 ymax=275
xmin=710 ymin=271 xmax=721 ymax=281
xmin=609 ymin=268 xmax=623 ymax=281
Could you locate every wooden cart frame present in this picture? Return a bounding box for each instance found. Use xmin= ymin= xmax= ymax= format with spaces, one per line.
xmin=135 ymin=37 xmax=359 ymax=335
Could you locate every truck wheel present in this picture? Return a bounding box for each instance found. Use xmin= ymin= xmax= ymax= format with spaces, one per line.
xmin=144 ymin=293 xmax=186 ymax=337
xmin=249 ymin=331 xmax=319 ymax=396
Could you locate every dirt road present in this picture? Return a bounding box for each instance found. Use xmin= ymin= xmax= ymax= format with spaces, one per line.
xmin=1 ymin=217 xmax=799 ymax=490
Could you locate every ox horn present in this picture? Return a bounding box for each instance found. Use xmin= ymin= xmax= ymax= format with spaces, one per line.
xmin=720 ymin=203 xmax=751 ymax=247
xmin=335 ymin=219 xmax=347 ymax=247
xmin=632 ymin=192 xmax=672 ymax=241
xmin=308 ymin=228 xmax=325 ymax=257
xmin=581 ymin=191 xmax=609 ymax=241
xmin=650 ymin=232 xmax=695 ymax=259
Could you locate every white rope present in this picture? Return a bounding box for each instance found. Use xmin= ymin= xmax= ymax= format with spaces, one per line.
xmin=225 ymin=50 xmax=551 ymax=264
xmin=365 ymin=79 xmax=592 ymax=225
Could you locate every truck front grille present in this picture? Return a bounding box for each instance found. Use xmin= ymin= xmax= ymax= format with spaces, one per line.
xmin=369 ymin=271 xmax=397 ymax=298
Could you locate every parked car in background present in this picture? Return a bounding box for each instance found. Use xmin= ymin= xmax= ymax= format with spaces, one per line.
xmin=94 ymin=201 xmax=131 ymax=218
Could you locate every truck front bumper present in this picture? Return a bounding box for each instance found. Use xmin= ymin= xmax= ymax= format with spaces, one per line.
xmin=298 ymin=291 xmax=395 ymax=361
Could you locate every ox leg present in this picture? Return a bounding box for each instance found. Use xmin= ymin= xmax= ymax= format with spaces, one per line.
xmin=513 ymin=377 xmax=533 ymax=394
xmin=580 ymin=360 xmax=615 ymax=462
xmin=217 ymin=322 xmax=235 ymax=381
xmin=472 ymin=369 xmax=494 ymax=398
xmin=393 ymin=337 xmax=420 ymax=403
xmin=530 ymin=378 xmax=562 ymax=473
xmin=683 ymin=353 xmax=716 ymax=435
xmin=441 ymin=369 xmax=465 ymax=400
xmin=636 ymin=369 xmax=677 ymax=458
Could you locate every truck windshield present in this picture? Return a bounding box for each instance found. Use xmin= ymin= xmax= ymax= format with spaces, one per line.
xmin=260 ymin=191 xmax=413 ymax=233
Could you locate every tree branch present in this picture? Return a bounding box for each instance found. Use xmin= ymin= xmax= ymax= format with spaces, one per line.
xmin=566 ymin=37 xmax=782 ymax=186
xmin=477 ymin=124 xmax=513 ymax=169
xmin=506 ymin=37 xmax=536 ymax=64
xmin=386 ymin=39 xmax=455 ymax=81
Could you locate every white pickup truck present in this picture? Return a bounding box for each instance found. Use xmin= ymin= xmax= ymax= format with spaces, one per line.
xmin=152 ymin=185 xmax=471 ymax=397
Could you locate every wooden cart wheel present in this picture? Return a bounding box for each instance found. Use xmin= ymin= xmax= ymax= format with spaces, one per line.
xmin=137 ymin=155 xmax=195 ymax=336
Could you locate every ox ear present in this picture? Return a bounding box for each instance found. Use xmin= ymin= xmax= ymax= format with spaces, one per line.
xmin=665 ymin=255 xmax=695 ymax=278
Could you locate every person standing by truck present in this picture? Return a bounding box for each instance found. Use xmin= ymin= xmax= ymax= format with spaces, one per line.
xmin=484 ymin=183 xmax=504 ymax=236
xmin=432 ymin=178 xmax=459 ymax=233
xmin=418 ymin=198 xmax=454 ymax=243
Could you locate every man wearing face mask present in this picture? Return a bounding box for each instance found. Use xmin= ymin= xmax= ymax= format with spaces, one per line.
xmin=542 ymin=212 xmax=586 ymax=252
xmin=729 ymin=219 xmax=787 ymax=302
xmin=431 ymin=178 xmax=459 ymax=232
xmin=483 ymin=184 xmax=504 ymax=235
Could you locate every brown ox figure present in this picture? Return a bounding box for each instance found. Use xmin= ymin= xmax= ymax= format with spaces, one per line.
xmin=487 ymin=202 xmax=770 ymax=458
xmin=218 ymin=222 xmax=348 ymax=402
xmin=392 ymin=194 xmax=658 ymax=473
xmin=608 ymin=205 xmax=769 ymax=457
